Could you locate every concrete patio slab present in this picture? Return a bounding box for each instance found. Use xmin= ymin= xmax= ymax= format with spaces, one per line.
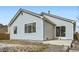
xmin=43 ymin=40 xmax=72 ymax=47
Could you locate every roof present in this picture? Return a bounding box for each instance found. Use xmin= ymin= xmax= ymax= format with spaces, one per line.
xmin=41 ymin=12 xmax=76 ymax=24
xmin=8 ymin=8 xmax=56 ymax=26
xmin=42 ymin=17 xmax=56 ymax=26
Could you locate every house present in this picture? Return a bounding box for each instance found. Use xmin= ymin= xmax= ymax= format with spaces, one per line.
xmin=8 ymin=8 xmax=76 ymax=41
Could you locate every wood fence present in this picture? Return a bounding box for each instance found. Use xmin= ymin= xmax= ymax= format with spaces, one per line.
xmin=0 ymin=33 xmax=10 ymax=40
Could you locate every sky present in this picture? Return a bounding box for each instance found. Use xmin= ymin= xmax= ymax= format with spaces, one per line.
xmin=0 ymin=6 xmax=79 ymax=31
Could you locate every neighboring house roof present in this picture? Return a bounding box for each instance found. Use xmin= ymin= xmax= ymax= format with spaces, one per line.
xmin=8 ymin=8 xmax=56 ymax=26
xmin=41 ymin=12 xmax=76 ymax=24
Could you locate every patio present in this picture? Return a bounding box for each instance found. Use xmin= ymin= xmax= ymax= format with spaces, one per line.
xmin=43 ymin=39 xmax=73 ymax=47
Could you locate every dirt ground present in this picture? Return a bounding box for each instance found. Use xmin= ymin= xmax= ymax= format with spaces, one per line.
xmin=0 ymin=40 xmax=66 ymax=52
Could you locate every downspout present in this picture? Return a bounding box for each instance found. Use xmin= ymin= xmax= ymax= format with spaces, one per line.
xmin=73 ymin=22 xmax=76 ymax=40
xmin=72 ymin=21 xmax=76 ymax=43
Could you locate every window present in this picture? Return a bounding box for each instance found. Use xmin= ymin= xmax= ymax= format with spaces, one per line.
xmin=28 ymin=25 xmax=32 ymax=33
xmin=25 ymin=24 xmax=28 ymax=33
xmin=56 ymin=27 xmax=60 ymax=37
xmin=32 ymin=22 xmax=36 ymax=32
xmin=25 ymin=22 xmax=36 ymax=33
xmin=13 ymin=26 xmax=17 ymax=34
xmin=61 ymin=26 xmax=65 ymax=37
xmin=56 ymin=26 xmax=65 ymax=37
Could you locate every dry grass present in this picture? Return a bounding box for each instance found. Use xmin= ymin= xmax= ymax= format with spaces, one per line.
xmin=0 ymin=45 xmax=48 ymax=52
xmin=0 ymin=40 xmax=49 ymax=52
xmin=0 ymin=40 xmax=42 ymax=45
xmin=0 ymin=40 xmax=66 ymax=52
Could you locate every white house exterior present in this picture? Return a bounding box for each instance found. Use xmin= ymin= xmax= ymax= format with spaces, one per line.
xmin=41 ymin=13 xmax=76 ymax=40
xmin=8 ymin=8 xmax=76 ymax=41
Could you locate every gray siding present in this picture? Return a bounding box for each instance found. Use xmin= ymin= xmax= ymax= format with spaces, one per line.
xmin=43 ymin=20 xmax=55 ymax=40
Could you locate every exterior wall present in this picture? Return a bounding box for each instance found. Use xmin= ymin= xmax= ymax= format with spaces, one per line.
xmin=9 ymin=12 xmax=43 ymax=41
xmin=43 ymin=20 xmax=55 ymax=40
xmin=43 ymin=15 xmax=74 ymax=40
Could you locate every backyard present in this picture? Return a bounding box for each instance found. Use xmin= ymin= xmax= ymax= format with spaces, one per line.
xmin=0 ymin=40 xmax=66 ymax=52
